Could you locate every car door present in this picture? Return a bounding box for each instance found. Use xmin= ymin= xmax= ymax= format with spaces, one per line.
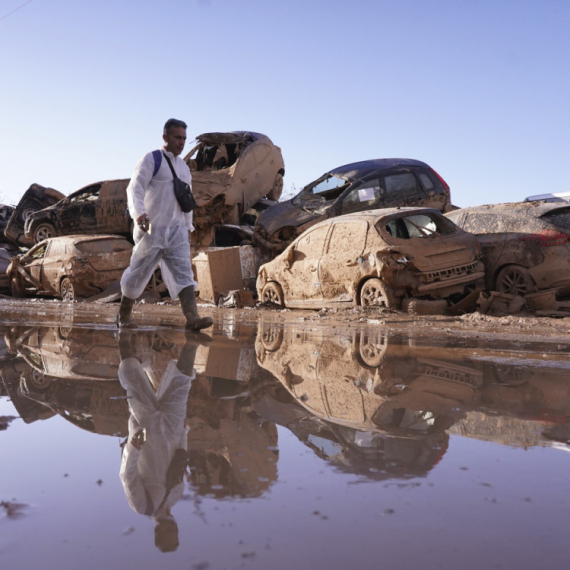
xmin=336 ymin=179 xmax=382 ymax=216
xmin=281 ymin=224 xmax=330 ymax=308
xmin=319 ymin=220 xmax=369 ymax=304
xmin=462 ymin=212 xmax=508 ymax=276
xmin=58 ymin=184 xmax=101 ymax=234
xmin=380 ymin=172 xmax=427 ymax=208
xmin=39 ymin=239 xmax=67 ymax=294
xmin=23 ymin=242 xmax=49 ymax=292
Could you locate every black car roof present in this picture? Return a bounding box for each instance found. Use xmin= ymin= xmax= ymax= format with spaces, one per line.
xmin=328 ymin=159 xmax=431 ymax=182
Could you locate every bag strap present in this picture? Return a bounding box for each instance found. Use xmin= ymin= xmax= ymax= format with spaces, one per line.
xmin=151 ymin=149 xmax=162 ymax=177
xmin=161 ymin=151 xmax=179 ymax=180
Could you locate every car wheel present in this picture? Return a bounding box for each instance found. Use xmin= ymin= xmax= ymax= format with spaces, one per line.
xmin=261 ymin=282 xmax=285 ymax=307
xmin=359 ymin=278 xmax=399 ymax=309
xmin=267 ymin=173 xmax=284 ymax=201
xmin=28 ymin=370 xmax=52 ymax=391
xmin=358 ymin=330 xmax=388 ymax=367
xmin=60 ymin=277 xmax=75 ymax=301
xmin=259 ymin=322 xmax=284 ymax=352
xmin=495 ymin=265 xmax=535 ymax=296
xmin=34 ymin=222 xmax=56 ymax=243
xmin=10 ymin=276 xmax=26 ymax=298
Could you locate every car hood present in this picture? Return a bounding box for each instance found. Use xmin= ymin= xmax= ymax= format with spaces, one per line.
xmin=256 ymin=199 xmax=322 ymax=234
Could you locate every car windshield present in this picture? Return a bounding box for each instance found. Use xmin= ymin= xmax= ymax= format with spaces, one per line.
xmin=293 ymin=174 xmax=350 ymax=210
xmin=379 ymin=213 xmax=456 ymax=239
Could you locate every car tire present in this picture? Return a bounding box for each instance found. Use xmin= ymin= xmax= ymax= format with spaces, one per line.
xmin=28 ymin=370 xmax=53 ymax=391
xmin=267 ymin=173 xmax=284 ymax=201
xmin=60 ymin=277 xmax=75 ymax=301
xmin=10 ymin=276 xmax=26 ymax=298
xmin=495 ymin=265 xmax=536 ymax=296
xmin=259 ymin=322 xmax=284 ymax=352
xmin=358 ymin=330 xmax=388 ymax=368
xmin=261 ymin=281 xmax=285 ymax=307
xmin=34 ymin=222 xmax=56 ymax=244
xmin=359 ymin=278 xmax=400 ymax=309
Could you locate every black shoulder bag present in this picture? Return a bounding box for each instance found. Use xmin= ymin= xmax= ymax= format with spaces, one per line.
xmin=162 ymin=152 xmax=197 ymax=213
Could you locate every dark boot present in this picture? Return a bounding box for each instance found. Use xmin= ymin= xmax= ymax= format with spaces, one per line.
xmin=178 ymin=286 xmax=213 ymax=331
xmin=177 ymin=332 xmax=212 ymax=375
xmin=116 ymin=295 xmax=138 ymax=328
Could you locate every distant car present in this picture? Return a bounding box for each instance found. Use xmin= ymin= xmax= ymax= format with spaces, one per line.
xmin=257 ymin=207 xmax=484 ymax=310
xmin=24 ymin=180 xmax=131 ymax=244
xmin=7 ymin=235 xmax=133 ymax=300
xmin=4 ymin=184 xmax=65 ymax=247
xmin=254 ymin=158 xmax=452 ymax=253
xmin=525 ymin=192 xmax=570 ymax=203
xmin=0 ymin=204 xmax=15 ymax=243
xmin=446 ymin=202 xmax=570 ymax=296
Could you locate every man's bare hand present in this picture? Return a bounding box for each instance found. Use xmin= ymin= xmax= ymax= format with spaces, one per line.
xmin=137 ymin=214 xmax=150 ymax=233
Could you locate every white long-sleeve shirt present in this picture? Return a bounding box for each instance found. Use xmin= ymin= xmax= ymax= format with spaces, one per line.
xmin=126 ymin=146 xmax=194 ymax=233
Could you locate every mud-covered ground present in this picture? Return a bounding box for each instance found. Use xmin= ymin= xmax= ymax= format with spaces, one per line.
xmin=1 ymin=296 xmax=569 ymax=345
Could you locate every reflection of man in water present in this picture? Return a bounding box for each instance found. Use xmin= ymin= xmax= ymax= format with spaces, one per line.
xmin=118 ymin=332 xmax=202 ymax=552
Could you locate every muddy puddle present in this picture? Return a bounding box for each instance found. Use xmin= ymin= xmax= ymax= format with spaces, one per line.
xmin=1 ymin=306 xmax=570 ymax=570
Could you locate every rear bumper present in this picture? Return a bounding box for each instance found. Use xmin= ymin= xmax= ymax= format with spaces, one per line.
xmin=416 ymin=271 xmax=485 ymax=294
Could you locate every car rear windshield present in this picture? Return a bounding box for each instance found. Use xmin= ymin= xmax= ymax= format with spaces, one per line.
xmin=379 ymin=212 xmax=457 ymax=239
xmin=540 ymin=208 xmax=570 ymax=230
xmin=75 ymin=239 xmax=130 ymax=254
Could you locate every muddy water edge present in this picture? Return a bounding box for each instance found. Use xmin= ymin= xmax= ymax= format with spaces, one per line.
xmin=1 ymin=298 xmax=570 ymax=570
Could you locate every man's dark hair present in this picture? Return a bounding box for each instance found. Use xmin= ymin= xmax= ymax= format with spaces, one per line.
xmin=163 ymin=118 xmax=187 ymax=135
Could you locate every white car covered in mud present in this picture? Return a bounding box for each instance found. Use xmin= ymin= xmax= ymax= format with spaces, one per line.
xmin=257 ymin=207 xmax=485 ymax=310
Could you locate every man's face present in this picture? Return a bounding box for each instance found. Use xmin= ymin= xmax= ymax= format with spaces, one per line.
xmin=163 ymin=127 xmax=187 ymax=156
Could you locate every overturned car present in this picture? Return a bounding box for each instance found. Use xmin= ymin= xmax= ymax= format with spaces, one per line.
xmin=257 ymin=207 xmax=484 ymax=310
xmin=184 ymin=131 xmax=285 ymax=247
xmin=4 ymin=184 xmax=65 ymax=247
xmin=254 ymin=158 xmax=452 ymax=253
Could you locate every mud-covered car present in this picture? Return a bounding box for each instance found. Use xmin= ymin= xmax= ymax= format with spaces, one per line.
xmin=7 ymin=235 xmax=132 ymax=300
xmin=0 ymin=247 xmax=14 ymax=291
xmin=24 ymin=180 xmax=131 ymax=244
xmin=184 ymin=132 xmax=285 ymax=233
xmin=254 ymin=158 xmax=452 ymax=253
xmin=4 ymin=184 xmax=65 ymax=247
xmin=0 ymin=204 xmax=15 ymax=243
xmin=446 ymin=202 xmax=570 ymax=295
xmin=257 ymin=207 xmax=484 ymax=310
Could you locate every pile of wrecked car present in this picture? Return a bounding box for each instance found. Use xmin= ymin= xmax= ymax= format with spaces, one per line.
xmin=2 ymin=134 xmax=570 ymax=317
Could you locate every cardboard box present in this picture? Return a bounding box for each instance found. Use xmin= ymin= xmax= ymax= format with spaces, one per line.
xmin=193 ymin=246 xmax=256 ymax=304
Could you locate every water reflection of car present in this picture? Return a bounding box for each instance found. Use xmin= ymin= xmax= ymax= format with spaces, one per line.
xmin=446 ymin=202 xmax=570 ymax=296
xmin=257 ymin=207 xmax=485 ymax=309
xmin=24 ymin=180 xmax=131 ymax=244
xmin=7 ymin=235 xmax=132 ymax=300
xmin=254 ymin=158 xmax=452 ymax=253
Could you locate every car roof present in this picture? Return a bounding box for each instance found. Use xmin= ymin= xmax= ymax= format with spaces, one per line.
xmin=525 ymin=191 xmax=570 ymax=203
xmin=69 ymin=179 xmax=129 ymax=195
xmin=307 ymin=207 xmax=443 ymax=229
xmin=448 ymin=201 xmax=570 ymax=218
xmin=327 ymin=158 xmax=431 ymax=182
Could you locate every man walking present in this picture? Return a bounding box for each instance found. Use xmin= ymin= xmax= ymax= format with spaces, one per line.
xmin=117 ymin=118 xmax=213 ymax=331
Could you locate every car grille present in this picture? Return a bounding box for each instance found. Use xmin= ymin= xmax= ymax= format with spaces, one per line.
xmin=418 ymin=261 xmax=480 ymax=284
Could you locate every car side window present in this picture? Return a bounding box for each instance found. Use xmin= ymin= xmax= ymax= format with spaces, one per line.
xmin=326 ymin=221 xmax=368 ymax=253
xmin=29 ymin=243 xmax=48 ymax=259
xmin=339 ymin=179 xmax=382 ymax=214
xmin=69 ymin=185 xmax=101 ymax=203
xmin=294 ymin=226 xmax=328 ymax=259
xmin=383 ymin=173 xmax=419 ymax=201
xmin=418 ymin=172 xmax=435 ymax=191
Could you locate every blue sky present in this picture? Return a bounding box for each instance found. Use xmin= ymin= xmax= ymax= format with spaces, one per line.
xmin=1 ymin=0 xmax=569 ymax=208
